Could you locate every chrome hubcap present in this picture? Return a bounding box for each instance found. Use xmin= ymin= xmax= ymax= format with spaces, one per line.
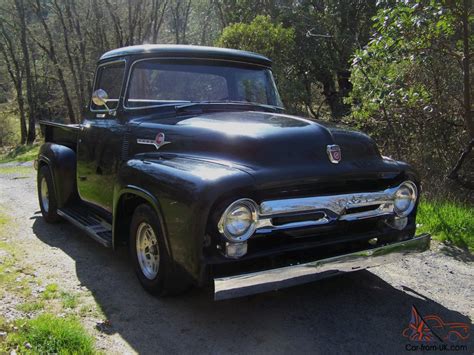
xmin=136 ymin=222 xmax=160 ymax=279
xmin=40 ymin=177 xmax=49 ymax=213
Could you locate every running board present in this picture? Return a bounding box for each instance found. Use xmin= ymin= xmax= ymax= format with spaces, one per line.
xmin=58 ymin=205 xmax=112 ymax=248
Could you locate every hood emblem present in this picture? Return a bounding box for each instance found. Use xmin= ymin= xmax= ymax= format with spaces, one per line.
xmin=137 ymin=132 xmax=170 ymax=150
xmin=327 ymin=144 xmax=342 ymax=164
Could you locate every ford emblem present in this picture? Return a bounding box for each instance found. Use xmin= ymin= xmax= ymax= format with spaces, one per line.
xmin=327 ymin=144 xmax=342 ymax=164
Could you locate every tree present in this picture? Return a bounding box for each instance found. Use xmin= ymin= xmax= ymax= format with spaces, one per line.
xmin=0 ymin=21 xmax=27 ymax=143
xmin=0 ymin=0 xmax=38 ymax=143
xmin=348 ymin=0 xmax=473 ymax=189
xmin=169 ymin=0 xmax=192 ymax=44
xmin=216 ymin=16 xmax=302 ymax=112
xmin=279 ymin=0 xmax=377 ymax=119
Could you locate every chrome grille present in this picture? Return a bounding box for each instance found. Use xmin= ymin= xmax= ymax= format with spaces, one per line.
xmin=254 ymin=183 xmax=406 ymax=234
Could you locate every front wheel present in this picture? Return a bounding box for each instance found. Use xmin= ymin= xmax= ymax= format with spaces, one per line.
xmin=37 ymin=165 xmax=61 ymax=223
xmin=129 ymin=204 xmax=189 ymax=296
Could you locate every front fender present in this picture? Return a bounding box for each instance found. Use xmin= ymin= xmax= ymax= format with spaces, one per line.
xmin=114 ymin=156 xmax=255 ymax=282
xmin=38 ymin=143 xmax=76 ymax=208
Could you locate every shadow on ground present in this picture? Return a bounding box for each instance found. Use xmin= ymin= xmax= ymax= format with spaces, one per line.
xmin=31 ymin=215 xmax=472 ymax=354
xmin=438 ymin=243 xmax=474 ymax=263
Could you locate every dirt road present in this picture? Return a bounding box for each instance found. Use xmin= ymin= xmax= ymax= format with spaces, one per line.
xmin=0 ymin=166 xmax=472 ymax=354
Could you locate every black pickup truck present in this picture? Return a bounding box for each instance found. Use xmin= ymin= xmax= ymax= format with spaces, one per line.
xmin=37 ymin=45 xmax=430 ymax=300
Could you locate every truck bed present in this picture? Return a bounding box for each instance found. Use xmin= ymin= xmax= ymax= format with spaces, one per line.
xmin=40 ymin=121 xmax=80 ymax=151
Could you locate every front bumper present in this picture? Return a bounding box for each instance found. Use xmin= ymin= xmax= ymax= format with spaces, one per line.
xmin=214 ymin=233 xmax=430 ymax=300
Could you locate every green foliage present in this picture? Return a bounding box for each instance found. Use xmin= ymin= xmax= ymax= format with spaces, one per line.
xmin=5 ymin=314 xmax=95 ymax=354
xmin=0 ymin=208 xmax=8 ymax=233
xmin=214 ymin=0 xmax=289 ymax=27
xmin=61 ymin=292 xmax=80 ymax=309
xmin=0 ymin=208 xmax=98 ymax=354
xmin=0 ymin=144 xmax=39 ymax=163
xmin=216 ymin=15 xmax=305 ymax=111
xmin=0 ymin=210 xmax=30 ymax=299
xmin=217 ymin=15 xmax=295 ymax=61
xmin=418 ymin=199 xmax=474 ymax=251
xmin=41 ymin=283 xmax=59 ymax=300
xmin=347 ymin=0 xmax=471 ymax=184
xmin=0 ymin=165 xmax=34 ymax=175
xmin=216 ymin=2 xmax=379 ymax=118
xmin=0 ymin=107 xmax=22 ymax=146
xmin=16 ymin=301 xmax=45 ymax=313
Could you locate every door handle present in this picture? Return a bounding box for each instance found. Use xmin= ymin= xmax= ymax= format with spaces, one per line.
xmin=79 ymin=123 xmax=90 ymax=131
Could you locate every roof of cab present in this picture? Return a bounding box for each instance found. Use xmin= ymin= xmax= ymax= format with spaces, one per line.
xmin=100 ymin=44 xmax=272 ymax=66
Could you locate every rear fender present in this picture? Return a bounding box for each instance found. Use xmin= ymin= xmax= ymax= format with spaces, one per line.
xmin=38 ymin=143 xmax=77 ymax=208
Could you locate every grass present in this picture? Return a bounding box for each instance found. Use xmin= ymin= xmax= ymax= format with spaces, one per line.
xmin=0 ymin=208 xmax=100 ymax=354
xmin=61 ymin=292 xmax=80 ymax=309
xmin=16 ymin=301 xmax=45 ymax=313
xmin=417 ymin=199 xmax=473 ymax=252
xmin=0 ymin=209 xmax=8 ymax=232
xmin=0 ymin=210 xmax=32 ymax=298
xmin=0 ymin=165 xmax=34 ymax=176
xmin=4 ymin=314 xmax=96 ymax=354
xmin=41 ymin=283 xmax=59 ymax=300
xmin=0 ymin=144 xmax=39 ymax=164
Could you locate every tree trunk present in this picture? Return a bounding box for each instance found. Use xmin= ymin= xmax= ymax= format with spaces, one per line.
xmin=14 ymin=0 xmax=36 ymax=143
xmin=0 ymin=22 xmax=27 ymax=144
xmin=151 ymin=0 xmax=168 ymax=43
xmin=17 ymin=87 xmax=28 ymax=145
xmin=461 ymin=0 xmax=473 ymax=139
xmin=448 ymin=0 xmax=473 ymax=188
xmin=66 ymin=0 xmax=87 ymax=113
xmin=53 ymin=0 xmax=82 ymax=118
xmin=32 ymin=0 xmax=77 ymax=123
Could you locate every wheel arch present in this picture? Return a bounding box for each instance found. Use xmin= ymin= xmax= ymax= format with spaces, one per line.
xmin=37 ymin=155 xmax=56 ymax=194
xmin=113 ymin=186 xmax=172 ymax=258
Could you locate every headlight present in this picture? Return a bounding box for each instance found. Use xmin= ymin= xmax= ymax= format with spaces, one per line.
xmin=218 ymin=199 xmax=258 ymax=242
xmin=394 ymin=181 xmax=418 ymax=217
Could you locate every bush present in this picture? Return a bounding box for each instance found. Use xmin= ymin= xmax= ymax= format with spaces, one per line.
xmin=346 ymin=0 xmax=472 ymax=197
xmin=216 ymin=16 xmax=303 ymax=112
xmin=0 ymin=108 xmax=21 ymax=147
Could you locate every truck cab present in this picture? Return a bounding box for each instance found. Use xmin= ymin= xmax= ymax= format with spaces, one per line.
xmin=37 ymin=45 xmax=430 ymax=300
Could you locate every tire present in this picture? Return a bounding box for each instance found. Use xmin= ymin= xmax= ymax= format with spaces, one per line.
xmin=37 ymin=165 xmax=61 ymax=223
xmin=129 ymin=204 xmax=189 ymax=296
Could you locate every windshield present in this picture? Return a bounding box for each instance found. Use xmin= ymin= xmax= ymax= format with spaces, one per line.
xmin=125 ymin=59 xmax=283 ymax=109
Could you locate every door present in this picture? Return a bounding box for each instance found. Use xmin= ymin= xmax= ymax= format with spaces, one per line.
xmin=77 ymin=60 xmax=126 ymax=212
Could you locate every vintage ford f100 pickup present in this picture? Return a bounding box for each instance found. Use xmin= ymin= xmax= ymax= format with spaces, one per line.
xmin=37 ymin=45 xmax=430 ymax=300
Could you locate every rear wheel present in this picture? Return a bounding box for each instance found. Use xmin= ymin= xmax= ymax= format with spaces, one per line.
xmin=37 ymin=165 xmax=60 ymax=223
xmin=129 ymin=204 xmax=189 ymax=296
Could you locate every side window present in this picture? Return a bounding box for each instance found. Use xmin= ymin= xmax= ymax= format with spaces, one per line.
xmin=92 ymin=62 xmax=125 ymax=110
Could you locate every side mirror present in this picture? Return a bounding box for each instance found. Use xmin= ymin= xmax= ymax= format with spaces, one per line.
xmin=92 ymin=89 xmax=109 ymax=108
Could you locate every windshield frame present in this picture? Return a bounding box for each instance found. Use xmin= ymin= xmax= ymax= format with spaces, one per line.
xmin=123 ymin=57 xmax=284 ymax=111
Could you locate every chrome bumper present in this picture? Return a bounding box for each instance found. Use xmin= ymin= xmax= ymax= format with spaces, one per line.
xmin=214 ymin=233 xmax=430 ymax=301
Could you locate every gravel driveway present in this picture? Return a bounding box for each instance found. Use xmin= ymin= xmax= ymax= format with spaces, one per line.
xmin=0 ymin=166 xmax=472 ymax=354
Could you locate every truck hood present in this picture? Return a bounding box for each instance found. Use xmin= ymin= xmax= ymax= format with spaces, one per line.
xmin=131 ymin=110 xmax=405 ymax=185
